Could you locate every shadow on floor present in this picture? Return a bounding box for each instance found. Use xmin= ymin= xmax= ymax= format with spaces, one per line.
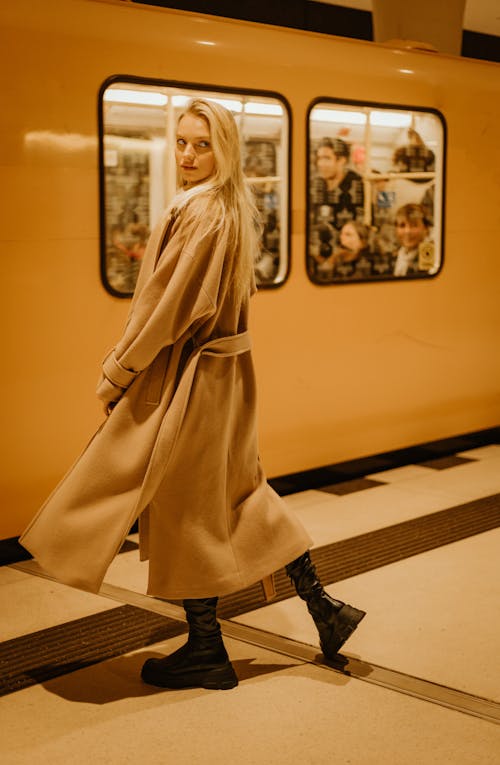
xmin=33 ymin=650 xmax=314 ymax=704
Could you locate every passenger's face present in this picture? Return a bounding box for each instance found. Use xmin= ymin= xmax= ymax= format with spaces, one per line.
xmin=175 ymin=114 xmax=215 ymax=187
xmin=316 ymin=147 xmax=341 ymax=180
xmin=396 ymin=217 xmax=427 ymax=249
xmin=340 ymin=222 xmax=362 ymax=252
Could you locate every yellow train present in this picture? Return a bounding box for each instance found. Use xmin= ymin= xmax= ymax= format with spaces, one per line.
xmin=2 ymin=0 xmax=499 ymax=539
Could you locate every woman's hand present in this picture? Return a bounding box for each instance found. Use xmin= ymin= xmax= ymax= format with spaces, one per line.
xmin=96 ymin=375 xmax=125 ymax=416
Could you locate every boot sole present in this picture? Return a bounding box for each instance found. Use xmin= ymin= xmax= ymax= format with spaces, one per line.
xmin=201 ymin=664 xmax=239 ymax=690
xmin=321 ymin=604 xmax=366 ymax=659
xmin=141 ymin=660 xmax=238 ymax=691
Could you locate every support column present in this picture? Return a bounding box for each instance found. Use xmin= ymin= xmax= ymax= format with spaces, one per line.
xmin=372 ymin=0 xmax=466 ymax=55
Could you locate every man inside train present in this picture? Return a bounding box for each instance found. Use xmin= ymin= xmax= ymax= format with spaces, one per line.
xmin=311 ymin=137 xmax=365 ymax=233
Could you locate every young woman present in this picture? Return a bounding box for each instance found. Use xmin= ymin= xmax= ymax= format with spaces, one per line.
xmin=333 ymin=220 xmax=372 ymax=279
xmin=20 ymin=99 xmax=366 ymax=691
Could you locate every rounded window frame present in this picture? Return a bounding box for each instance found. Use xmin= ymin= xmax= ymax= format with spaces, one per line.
xmin=98 ymin=74 xmax=293 ymax=298
xmin=306 ymin=96 xmax=447 ymax=286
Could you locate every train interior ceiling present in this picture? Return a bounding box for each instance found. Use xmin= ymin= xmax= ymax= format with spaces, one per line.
xmin=1 ymin=2 xmax=499 ymax=762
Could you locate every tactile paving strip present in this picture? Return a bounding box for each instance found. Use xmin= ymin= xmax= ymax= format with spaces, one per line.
xmin=217 ymin=492 xmax=500 ymax=618
xmin=0 ymin=604 xmax=186 ymax=696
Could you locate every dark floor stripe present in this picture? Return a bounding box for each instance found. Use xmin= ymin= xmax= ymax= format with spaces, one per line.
xmin=0 ymin=605 xmax=186 ymax=697
xmin=119 ymin=538 xmax=140 ymax=553
xmin=217 ymin=492 xmax=500 ymax=619
xmin=319 ymin=477 xmax=386 ymax=495
xmin=418 ymin=455 xmax=475 ymax=470
xmin=268 ymin=427 xmax=499 ymax=495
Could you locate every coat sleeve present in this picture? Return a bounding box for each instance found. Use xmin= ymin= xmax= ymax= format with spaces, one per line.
xmin=97 ymin=200 xmax=226 ymax=406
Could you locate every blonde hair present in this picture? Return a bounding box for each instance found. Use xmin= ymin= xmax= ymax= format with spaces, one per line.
xmin=172 ymin=98 xmax=261 ymax=300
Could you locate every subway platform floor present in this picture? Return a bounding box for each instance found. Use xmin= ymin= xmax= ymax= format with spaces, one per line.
xmin=1 ymin=443 xmax=500 ymax=764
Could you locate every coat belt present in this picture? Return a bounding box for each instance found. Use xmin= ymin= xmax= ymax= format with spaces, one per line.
xmin=193 ymin=330 xmax=251 ymax=358
xmin=134 ymin=330 xmax=251 ymax=520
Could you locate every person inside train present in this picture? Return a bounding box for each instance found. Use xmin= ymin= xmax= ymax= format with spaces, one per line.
xmin=310 ymin=136 xmax=365 ymax=232
xmin=392 ymin=203 xmax=432 ymax=277
xmin=333 ymin=220 xmax=373 ymax=279
xmin=392 ymin=128 xmax=435 ymax=177
xmin=308 ymin=206 xmax=336 ymax=281
xmin=20 ymin=99 xmax=366 ymax=692
xmin=255 ymin=209 xmax=280 ymax=283
xmin=420 ymin=183 xmax=434 ymax=227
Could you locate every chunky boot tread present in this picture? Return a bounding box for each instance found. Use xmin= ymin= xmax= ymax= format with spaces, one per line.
xmin=286 ymin=551 xmax=367 ymax=659
xmin=140 ymin=597 xmax=238 ymax=691
xmin=320 ymin=604 xmax=366 ymax=659
xmin=200 ymin=664 xmax=239 ymax=690
xmin=141 ymin=656 xmax=238 ymax=690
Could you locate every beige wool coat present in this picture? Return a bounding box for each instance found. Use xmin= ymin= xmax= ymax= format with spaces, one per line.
xmin=21 ymin=190 xmax=311 ymax=598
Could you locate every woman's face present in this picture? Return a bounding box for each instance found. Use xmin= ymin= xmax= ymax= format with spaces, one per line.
xmin=340 ymin=222 xmax=362 ymax=252
xmin=175 ymin=113 xmax=215 ymax=187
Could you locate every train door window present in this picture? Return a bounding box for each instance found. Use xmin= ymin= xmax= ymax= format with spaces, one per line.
xmin=307 ymin=100 xmax=445 ymax=284
xmin=99 ymin=78 xmax=290 ymax=296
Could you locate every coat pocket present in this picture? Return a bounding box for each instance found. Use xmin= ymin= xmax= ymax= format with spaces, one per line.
xmin=145 ymin=347 xmax=170 ymax=405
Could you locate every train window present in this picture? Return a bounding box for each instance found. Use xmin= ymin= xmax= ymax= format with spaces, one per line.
xmin=99 ymin=78 xmax=290 ymax=296
xmin=307 ymin=100 xmax=445 ymax=284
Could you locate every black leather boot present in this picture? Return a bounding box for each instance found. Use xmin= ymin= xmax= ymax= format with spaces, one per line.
xmin=286 ymin=552 xmax=366 ymax=660
xmin=141 ymin=597 xmax=238 ymax=690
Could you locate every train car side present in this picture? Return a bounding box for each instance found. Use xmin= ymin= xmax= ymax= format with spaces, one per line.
xmin=1 ymin=0 xmax=499 ymax=537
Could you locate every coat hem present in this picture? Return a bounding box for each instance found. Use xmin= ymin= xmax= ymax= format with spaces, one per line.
xmin=145 ymin=538 xmax=312 ymax=600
